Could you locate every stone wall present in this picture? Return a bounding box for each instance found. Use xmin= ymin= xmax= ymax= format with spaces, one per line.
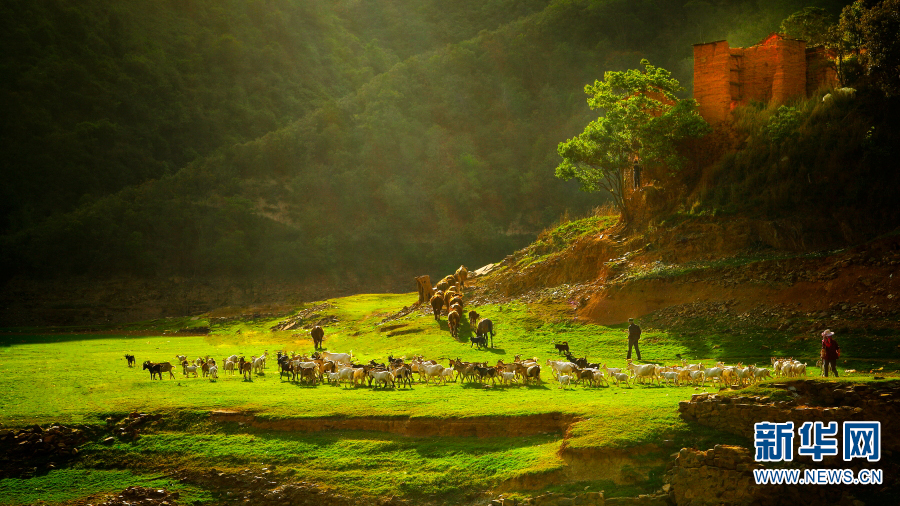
xmin=666 ymin=445 xmax=865 ymax=506
xmin=678 ymin=381 xmax=900 ymax=452
xmin=670 ymin=380 xmax=900 ymax=505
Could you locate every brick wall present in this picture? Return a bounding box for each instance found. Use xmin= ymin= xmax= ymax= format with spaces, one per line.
xmin=693 ymin=41 xmax=733 ymax=124
xmin=694 ymin=33 xmax=820 ymax=124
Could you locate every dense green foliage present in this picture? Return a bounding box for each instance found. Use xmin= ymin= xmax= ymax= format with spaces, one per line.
xmin=556 ymin=60 xmax=710 ymax=222
xmin=695 ymin=88 xmax=900 ymax=243
xmin=0 ymin=0 xmax=552 ymax=230
xmin=780 ymin=6 xmax=836 ymax=46
xmin=856 ymin=0 xmax=900 ymax=96
xmin=1 ymin=0 xmax=856 ymax=287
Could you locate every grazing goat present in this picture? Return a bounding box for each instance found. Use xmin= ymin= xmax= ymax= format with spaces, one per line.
xmin=592 ymin=370 xmax=609 ymax=387
xmin=453 ymin=359 xmax=475 ymax=382
xmin=554 ymin=341 xmax=569 ymax=355
xmin=311 ymin=326 xmax=325 ymax=349
xmin=753 ymin=367 xmax=772 ymax=382
xmin=701 ymin=367 xmax=724 ymax=387
xmin=143 ymin=361 xmax=175 ymax=380
xmin=208 ymin=365 xmax=218 ymax=380
xmin=125 ymin=354 xmax=136 ymax=367
xmin=430 ymin=294 xmax=444 ymax=321
xmin=523 ymin=365 xmax=542 ymax=385
xmin=321 ymin=351 xmax=353 ymax=366
xmin=612 ymin=372 xmax=631 ymax=387
xmin=448 ymin=310 xmax=461 ymax=338
xmin=557 ymin=374 xmax=572 ymax=389
xmin=422 ymin=363 xmax=446 ymax=385
xmin=298 ymin=366 xmax=318 ymax=385
xmin=252 ymin=355 xmax=266 ymax=375
xmin=182 ymin=361 xmax=199 ymax=378
xmin=394 ymin=365 xmax=415 ymax=388
xmin=326 ymin=372 xmax=341 ymax=386
xmin=369 ymin=369 xmax=395 ymax=389
xmin=473 ymin=364 xmax=498 ymax=385
xmin=476 ymin=319 xmax=495 ymax=348
xmin=689 ymin=370 xmax=705 ymax=386
xmin=601 ymin=364 xmax=624 ymax=378
xmin=468 ymin=310 xmax=479 ymax=328
xmin=546 ymin=359 xmax=577 ymax=379
xmin=143 ymin=361 xmax=161 ymax=380
xmin=626 ymin=361 xmax=659 ymax=386
xmin=238 ymin=357 xmax=253 ymax=380
xmin=660 ymin=371 xmax=680 ymax=386
xmin=455 ymin=265 xmax=468 ymax=289
xmin=278 ymin=356 xmax=293 ymax=380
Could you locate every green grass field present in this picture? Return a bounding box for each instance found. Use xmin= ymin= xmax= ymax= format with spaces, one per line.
xmin=1 ymin=292 xmax=896 ymax=505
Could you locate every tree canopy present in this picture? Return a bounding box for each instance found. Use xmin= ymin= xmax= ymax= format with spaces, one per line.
xmin=555 ymin=60 xmax=710 ymax=223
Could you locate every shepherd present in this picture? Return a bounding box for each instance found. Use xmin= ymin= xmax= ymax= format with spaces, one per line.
xmin=820 ymin=329 xmax=840 ymax=377
xmin=626 ymin=318 xmax=641 ymax=361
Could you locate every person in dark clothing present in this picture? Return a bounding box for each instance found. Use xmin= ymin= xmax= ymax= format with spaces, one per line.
xmin=632 ymin=161 xmax=642 ymax=190
xmin=821 ymin=329 xmax=840 ymax=377
xmin=627 ymin=318 xmax=642 ymax=360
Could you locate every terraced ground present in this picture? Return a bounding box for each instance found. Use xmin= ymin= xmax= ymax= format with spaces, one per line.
xmin=2 ymin=288 xmax=897 ymax=505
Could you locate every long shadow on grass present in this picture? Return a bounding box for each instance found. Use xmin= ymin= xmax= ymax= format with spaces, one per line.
xmin=0 ymin=333 xmax=157 ymax=347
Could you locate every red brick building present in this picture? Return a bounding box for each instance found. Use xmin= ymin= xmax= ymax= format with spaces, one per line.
xmin=693 ymin=33 xmax=839 ymax=124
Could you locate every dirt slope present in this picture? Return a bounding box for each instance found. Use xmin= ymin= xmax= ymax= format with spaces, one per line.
xmin=478 ymin=216 xmax=900 ymax=327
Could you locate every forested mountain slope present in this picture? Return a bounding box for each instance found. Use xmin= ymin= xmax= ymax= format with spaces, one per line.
xmin=0 ymin=0 xmax=553 ymax=231
xmin=0 ymin=0 xmax=853 ymax=296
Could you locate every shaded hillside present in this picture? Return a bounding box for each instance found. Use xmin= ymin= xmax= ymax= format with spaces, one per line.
xmin=689 ymin=90 xmax=900 ymax=245
xmin=1 ymin=0 xmax=854 ymax=298
xmin=0 ymin=0 xmax=553 ymax=231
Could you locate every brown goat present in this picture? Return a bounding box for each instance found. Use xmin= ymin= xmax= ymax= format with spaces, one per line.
xmin=448 ymin=310 xmax=461 ymax=338
xmin=238 ymin=357 xmax=253 ymax=380
xmin=455 ymin=265 xmax=468 ymax=288
xmin=430 ymin=293 xmax=444 ymax=321
xmin=311 ymin=326 xmax=325 ymax=349
xmin=468 ymin=310 xmax=479 ymax=328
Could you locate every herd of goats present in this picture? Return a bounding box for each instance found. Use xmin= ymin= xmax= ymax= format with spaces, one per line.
xmin=428 ymin=266 xmax=495 ymax=347
xmin=130 ymin=266 xmax=813 ymax=389
xmin=133 ymin=347 xmax=810 ymax=390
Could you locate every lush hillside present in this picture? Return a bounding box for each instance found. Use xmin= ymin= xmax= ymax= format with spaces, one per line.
xmin=0 ymin=0 xmax=554 ymax=231
xmin=0 ymin=0 xmax=855 ymax=296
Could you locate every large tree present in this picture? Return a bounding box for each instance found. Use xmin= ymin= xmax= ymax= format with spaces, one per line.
xmin=860 ymin=0 xmax=900 ymax=96
xmin=780 ymin=6 xmax=836 ymax=47
xmin=555 ymin=60 xmax=710 ymax=223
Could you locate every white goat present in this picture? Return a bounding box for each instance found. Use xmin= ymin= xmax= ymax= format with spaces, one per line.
xmin=612 ymin=372 xmax=630 ymax=387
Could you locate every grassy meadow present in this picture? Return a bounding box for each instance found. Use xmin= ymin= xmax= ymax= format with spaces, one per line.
xmin=1 ymin=291 xmax=896 ymax=505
